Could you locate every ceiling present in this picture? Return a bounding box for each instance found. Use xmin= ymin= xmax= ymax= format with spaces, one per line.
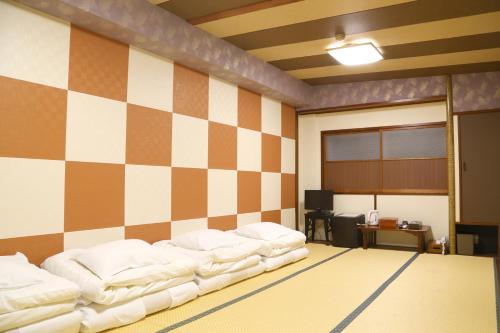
xmin=155 ymin=0 xmax=500 ymax=85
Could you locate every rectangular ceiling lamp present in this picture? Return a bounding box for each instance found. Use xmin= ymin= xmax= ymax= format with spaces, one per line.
xmin=327 ymin=43 xmax=383 ymax=66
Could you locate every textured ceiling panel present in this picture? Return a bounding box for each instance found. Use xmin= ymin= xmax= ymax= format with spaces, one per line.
xmin=158 ymin=0 xmax=500 ymax=85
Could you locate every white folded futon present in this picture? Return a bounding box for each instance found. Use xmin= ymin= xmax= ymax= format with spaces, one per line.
xmin=233 ymin=222 xmax=309 ymax=271
xmin=3 ymin=311 xmax=82 ymax=333
xmin=42 ymin=239 xmax=199 ymax=333
xmin=0 ymin=253 xmax=81 ymax=333
xmin=155 ymin=229 xmax=265 ymax=295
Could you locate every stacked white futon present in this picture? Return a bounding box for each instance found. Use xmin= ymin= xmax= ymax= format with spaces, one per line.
xmin=233 ymin=222 xmax=309 ymax=271
xmin=155 ymin=229 xmax=266 ymax=295
xmin=42 ymin=239 xmax=199 ymax=333
xmin=0 ymin=253 xmax=81 ymax=333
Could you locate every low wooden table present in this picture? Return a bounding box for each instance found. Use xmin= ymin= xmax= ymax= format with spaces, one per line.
xmin=358 ymin=225 xmax=430 ymax=253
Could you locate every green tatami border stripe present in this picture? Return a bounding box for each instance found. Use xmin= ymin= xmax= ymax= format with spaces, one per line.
xmin=331 ymin=252 xmax=420 ymax=333
xmin=494 ymin=258 xmax=500 ymax=333
xmin=157 ymin=247 xmax=353 ymax=333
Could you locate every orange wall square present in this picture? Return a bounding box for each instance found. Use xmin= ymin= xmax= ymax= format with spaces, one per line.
xmin=69 ymin=26 xmax=129 ymax=101
xmin=237 ymin=171 xmax=261 ymax=213
xmin=238 ymin=87 xmax=261 ymax=131
xmin=262 ymin=133 xmax=281 ymax=172
xmin=208 ymin=215 xmax=237 ymax=231
xmin=261 ymin=210 xmax=281 ymax=224
xmin=281 ymin=103 xmax=296 ymax=139
xmin=173 ymin=64 xmax=208 ymax=119
xmin=65 ymin=162 xmax=125 ymax=231
xmin=281 ymin=173 xmax=295 ymax=209
xmin=171 ymin=167 xmax=207 ymax=221
xmin=126 ymin=104 xmax=172 ymax=166
xmin=0 ymin=76 xmax=67 ymax=160
xmin=0 ymin=234 xmax=63 ymax=266
xmin=208 ymin=122 xmax=237 ymax=169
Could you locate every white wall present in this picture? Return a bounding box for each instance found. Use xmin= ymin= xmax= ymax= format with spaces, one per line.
xmin=376 ymin=195 xmax=449 ymax=246
xmin=298 ymin=101 xmax=454 ymax=246
xmin=334 ymin=195 xmax=374 ymax=215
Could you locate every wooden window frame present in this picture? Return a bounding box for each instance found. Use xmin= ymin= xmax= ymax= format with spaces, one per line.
xmin=321 ymin=121 xmax=448 ymax=195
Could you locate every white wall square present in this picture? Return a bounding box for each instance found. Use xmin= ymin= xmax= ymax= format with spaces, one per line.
xmin=125 ymin=165 xmax=171 ymax=226
xmin=127 ymin=46 xmax=173 ymax=112
xmin=0 ymin=1 xmax=70 ymax=89
xmin=66 ymin=91 xmax=126 ymax=164
xmin=171 ymin=114 xmax=208 ymax=168
xmin=0 ymin=157 xmax=64 ymax=238
xmin=237 ymin=128 xmax=261 ymax=171
xmin=281 ymin=208 xmax=296 ymax=229
xmin=261 ymin=96 xmax=281 ymax=136
xmin=208 ymin=169 xmax=237 ymax=217
xmin=281 ymin=137 xmax=295 ymax=174
xmin=171 ymin=218 xmax=208 ymax=238
xmin=334 ymin=195 xmax=374 ymax=215
xmin=64 ymin=227 xmax=124 ymax=250
xmin=377 ymin=195 xmax=449 ymax=242
xmin=208 ymin=76 xmax=237 ymax=126
xmin=237 ymin=212 xmax=261 ymax=227
xmin=261 ymin=172 xmax=281 ymax=211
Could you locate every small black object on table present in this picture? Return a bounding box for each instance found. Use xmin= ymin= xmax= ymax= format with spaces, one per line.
xmin=304 ymin=210 xmax=334 ymax=244
xmin=332 ymin=214 xmax=364 ymax=248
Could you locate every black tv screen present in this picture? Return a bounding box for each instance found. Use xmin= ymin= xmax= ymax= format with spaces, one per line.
xmin=304 ymin=190 xmax=333 ymax=211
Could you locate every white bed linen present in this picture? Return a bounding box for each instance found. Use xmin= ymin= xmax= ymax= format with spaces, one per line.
xmin=155 ymin=236 xmax=260 ymax=265
xmin=4 ymin=311 xmax=81 ymax=333
xmin=73 ymin=239 xmax=172 ymax=280
xmin=44 ymin=249 xmax=195 ymax=287
xmin=79 ymin=282 xmax=198 ymax=333
xmin=42 ymin=250 xmax=195 ymax=305
xmin=0 ymin=253 xmax=44 ymax=290
xmin=195 ymin=262 xmax=266 ymax=295
xmin=0 ymin=301 xmax=75 ymax=332
xmin=155 ymin=242 xmax=261 ymax=277
xmin=79 ymin=298 xmax=144 ymax=333
xmin=171 ymin=229 xmax=239 ymax=251
xmin=162 ymin=281 xmax=199 ymax=308
xmin=235 ymin=222 xmax=294 ymax=241
xmin=230 ymin=230 xmax=306 ymax=257
xmin=261 ymin=247 xmax=309 ymax=271
xmin=0 ymin=271 xmax=80 ymax=315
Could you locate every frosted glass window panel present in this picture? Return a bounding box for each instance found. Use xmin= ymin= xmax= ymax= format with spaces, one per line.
xmin=383 ymin=127 xmax=446 ymax=159
xmin=325 ymin=132 xmax=380 ymax=161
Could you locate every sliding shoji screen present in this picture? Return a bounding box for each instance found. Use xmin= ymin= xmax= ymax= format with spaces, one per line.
xmin=382 ymin=126 xmax=447 ymax=193
xmin=323 ymin=131 xmax=380 ymax=193
xmin=322 ymin=123 xmax=447 ymax=194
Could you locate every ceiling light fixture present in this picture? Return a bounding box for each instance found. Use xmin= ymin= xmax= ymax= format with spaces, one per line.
xmin=326 ymin=34 xmax=383 ymax=66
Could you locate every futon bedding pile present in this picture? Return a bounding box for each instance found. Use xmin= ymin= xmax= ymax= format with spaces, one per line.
xmin=0 ymin=253 xmax=81 ymax=333
xmin=2 ymin=224 xmax=308 ymax=332
xmin=155 ymin=229 xmax=266 ymax=295
xmin=42 ymin=239 xmax=199 ymax=333
xmin=233 ymin=222 xmax=309 ymax=271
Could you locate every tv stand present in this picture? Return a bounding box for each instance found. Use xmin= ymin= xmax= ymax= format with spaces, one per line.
xmin=304 ymin=210 xmax=334 ymax=244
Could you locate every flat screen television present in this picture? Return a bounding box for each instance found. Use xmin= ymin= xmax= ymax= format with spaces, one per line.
xmin=304 ymin=190 xmax=334 ymax=211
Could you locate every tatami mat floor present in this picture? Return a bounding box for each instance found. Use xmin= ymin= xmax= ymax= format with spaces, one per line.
xmin=108 ymin=244 xmax=498 ymax=333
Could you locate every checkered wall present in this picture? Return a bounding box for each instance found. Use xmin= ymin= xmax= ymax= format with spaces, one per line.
xmin=0 ymin=1 xmax=296 ymax=265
